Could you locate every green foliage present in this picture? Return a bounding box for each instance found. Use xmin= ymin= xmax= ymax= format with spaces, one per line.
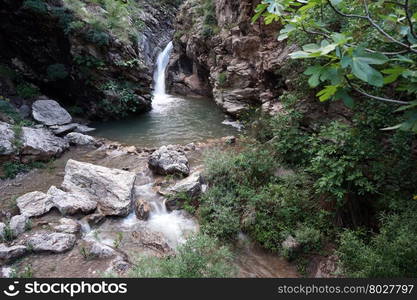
xmin=0 ymin=99 xmax=22 ymax=124
xmin=201 ymin=0 xmax=219 ymax=37
xmin=129 ymin=234 xmax=236 ymax=278
xmin=86 ymin=29 xmax=110 ymax=46
xmin=1 ymin=161 xmax=47 ymax=179
xmin=255 ymin=0 xmax=417 ymax=132
xmin=16 ymin=83 xmax=40 ymax=99
xmin=22 ymin=0 xmax=48 ymax=14
xmin=217 ymin=72 xmax=228 ymax=88
xmin=100 ymin=81 xmax=143 ymax=117
xmin=47 ymin=64 xmax=68 ymax=81
xmin=11 ymin=264 xmax=34 ymax=278
xmin=338 ymin=208 xmax=417 ymax=278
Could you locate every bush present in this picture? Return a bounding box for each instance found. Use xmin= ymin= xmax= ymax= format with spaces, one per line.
xmin=338 ymin=209 xmax=417 ymax=278
xmin=129 ymin=234 xmax=236 ymax=278
xmin=22 ymin=0 xmax=48 ymax=14
xmin=16 ymin=83 xmax=40 ymax=99
xmin=100 ymin=81 xmax=143 ymax=117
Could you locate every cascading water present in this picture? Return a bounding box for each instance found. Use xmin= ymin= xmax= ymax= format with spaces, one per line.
xmin=152 ymin=42 xmax=177 ymax=113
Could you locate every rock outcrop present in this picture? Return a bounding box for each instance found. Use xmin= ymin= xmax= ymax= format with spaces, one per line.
xmin=168 ymin=0 xmax=294 ymax=117
xmin=62 ymin=159 xmax=136 ymax=216
xmin=9 ymin=214 xmax=28 ymax=238
xmin=148 ymin=145 xmax=190 ymax=176
xmin=0 ymin=0 xmax=179 ymax=118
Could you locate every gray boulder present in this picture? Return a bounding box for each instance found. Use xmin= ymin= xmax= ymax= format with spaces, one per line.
xmin=21 ymin=126 xmax=69 ymax=159
xmin=162 ymin=171 xmax=203 ymax=210
xmin=62 ymin=160 xmax=136 ymax=216
xmin=32 ymin=100 xmax=72 ymax=126
xmin=26 ymin=232 xmax=76 ymax=253
xmin=9 ymin=214 xmax=29 ymax=237
xmin=134 ymin=199 xmax=151 ymax=221
xmin=18 ymin=104 xmax=31 ymax=118
xmin=47 ymin=186 xmax=97 ymax=215
xmin=0 ymin=122 xmax=15 ymax=155
xmin=51 ymin=218 xmax=81 ymax=234
xmin=65 ymin=132 xmax=97 ymax=146
xmin=148 ymin=145 xmax=190 ymax=176
xmin=0 ymin=244 xmax=27 ymax=263
xmin=16 ymin=191 xmax=53 ymax=217
xmin=74 ymin=124 xmax=96 ymax=134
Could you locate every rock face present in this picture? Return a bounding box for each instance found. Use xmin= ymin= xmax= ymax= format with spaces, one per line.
xmin=26 ymin=232 xmax=76 ymax=253
xmin=0 ymin=0 xmax=179 ymax=119
xmin=0 ymin=121 xmax=15 ymax=155
xmin=32 ymin=100 xmax=72 ymax=126
xmin=65 ymin=132 xmax=97 ymax=146
xmin=148 ymin=146 xmax=190 ymax=176
xmin=0 ymin=222 xmax=6 ymax=240
xmin=62 ymin=159 xmax=136 ymax=216
xmin=0 ymin=244 xmax=27 ymax=263
xmin=168 ymin=0 xmax=294 ymax=117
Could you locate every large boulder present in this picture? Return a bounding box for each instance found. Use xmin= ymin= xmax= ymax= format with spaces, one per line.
xmin=47 ymin=186 xmax=97 ymax=215
xmin=16 ymin=187 xmax=97 ymax=217
xmin=9 ymin=214 xmax=28 ymax=238
xmin=148 ymin=145 xmax=190 ymax=176
xmin=0 ymin=244 xmax=27 ymax=263
xmin=62 ymin=160 xmax=136 ymax=216
xmin=26 ymin=232 xmax=76 ymax=253
xmin=20 ymin=126 xmax=69 ymax=160
xmin=65 ymin=132 xmax=97 ymax=146
xmin=16 ymin=191 xmax=54 ymax=217
xmin=0 ymin=122 xmax=15 ymax=155
xmin=32 ymin=100 xmax=72 ymax=126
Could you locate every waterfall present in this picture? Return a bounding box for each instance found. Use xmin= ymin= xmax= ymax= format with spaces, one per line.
xmin=153 ymin=41 xmax=173 ymax=96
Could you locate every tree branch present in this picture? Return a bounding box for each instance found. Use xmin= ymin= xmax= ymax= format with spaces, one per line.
xmin=405 ymin=0 xmax=417 ymax=40
xmin=345 ymin=77 xmax=409 ymax=105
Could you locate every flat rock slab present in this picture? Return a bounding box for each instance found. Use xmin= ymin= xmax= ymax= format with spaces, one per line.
xmin=62 ymin=159 xmax=136 ymax=216
xmin=26 ymin=232 xmax=76 ymax=253
xmin=65 ymin=132 xmax=97 ymax=146
xmin=32 ymin=100 xmax=72 ymax=126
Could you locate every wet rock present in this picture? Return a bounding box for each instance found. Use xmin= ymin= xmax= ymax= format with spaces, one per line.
xmin=26 ymin=232 xmax=76 ymax=253
xmin=0 ymin=244 xmax=27 ymax=263
xmin=62 ymin=160 xmax=136 ymax=216
xmin=163 ymin=171 xmax=203 ymax=210
xmin=134 ymin=199 xmax=151 ymax=221
xmin=16 ymin=191 xmax=53 ymax=217
xmin=47 ymin=186 xmax=97 ymax=215
xmin=50 ymin=123 xmax=78 ymax=136
xmin=52 ymin=218 xmax=81 ymax=234
xmin=9 ymin=214 xmax=28 ymax=237
xmin=73 ymin=124 xmax=96 ymax=134
xmin=148 ymin=145 xmax=190 ymax=176
xmin=32 ymin=100 xmax=72 ymax=126
xmin=65 ymin=132 xmax=97 ymax=146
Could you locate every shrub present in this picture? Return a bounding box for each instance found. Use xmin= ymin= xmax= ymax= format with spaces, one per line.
xmin=16 ymin=83 xmax=40 ymax=99
xmin=217 ymin=72 xmax=227 ymax=88
xmin=100 ymin=81 xmax=143 ymax=117
xmin=22 ymin=0 xmax=48 ymax=14
xmin=129 ymin=234 xmax=236 ymax=278
xmin=338 ymin=209 xmax=417 ymax=278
